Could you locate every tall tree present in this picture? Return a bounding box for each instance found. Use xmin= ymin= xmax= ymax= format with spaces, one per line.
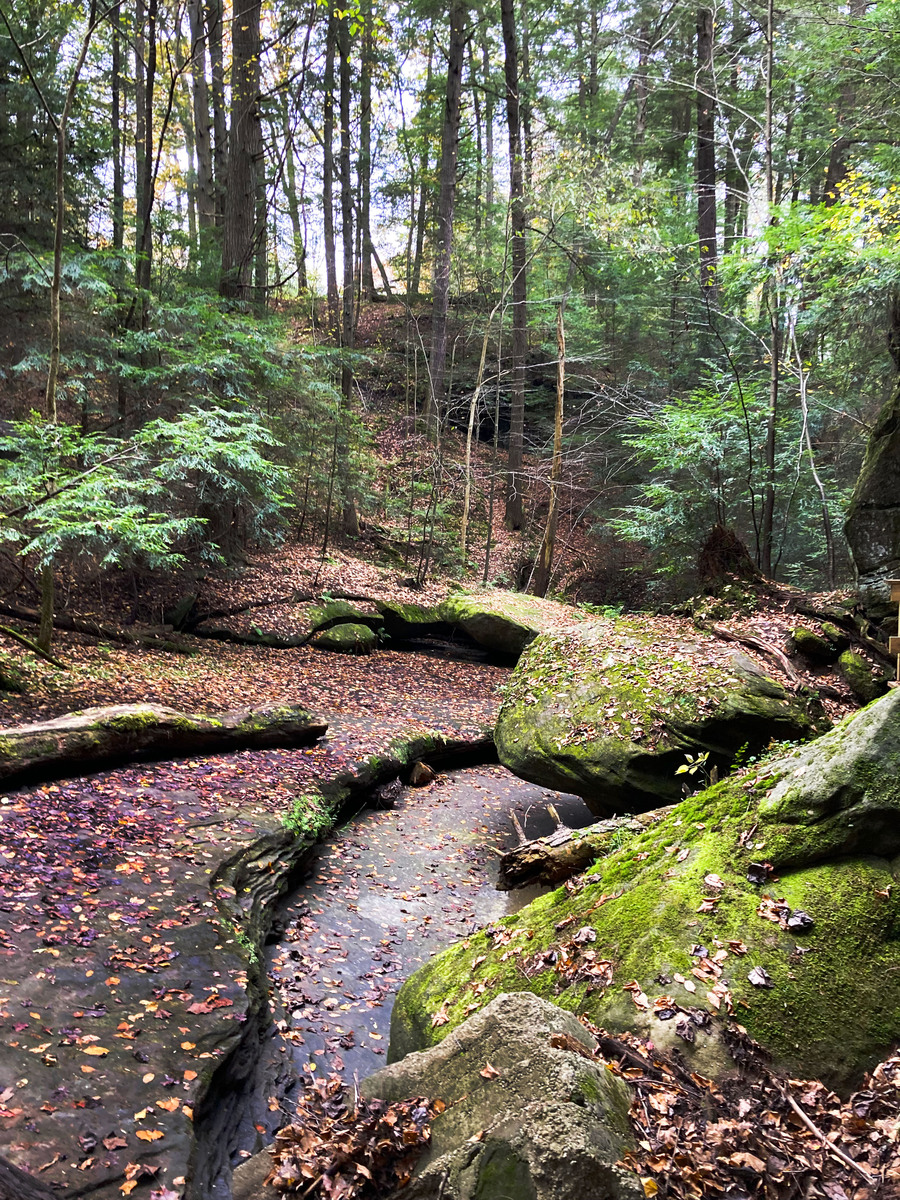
xmin=221 ymin=0 xmax=263 ymax=299
xmin=696 ymin=5 xmax=716 ymax=294
xmin=501 ymin=0 xmax=527 ymax=529
xmin=427 ymin=0 xmax=469 ymax=439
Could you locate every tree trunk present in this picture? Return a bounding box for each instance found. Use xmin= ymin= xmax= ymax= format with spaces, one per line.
xmin=111 ymin=3 xmax=125 ymax=256
xmin=220 ymin=0 xmax=262 ymax=301
xmin=322 ymin=6 xmax=339 ymax=332
xmin=359 ymin=0 xmax=375 ymax=299
xmin=134 ymin=0 xmax=157 ymax=329
xmin=338 ymin=11 xmax=359 ymax=537
xmin=481 ymin=31 xmax=494 ymax=210
xmin=501 ymin=0 xmax=527 ymax=530
xmin=760 ymin=0 xmax=778 ymax=576
xmin=427 ymin=0 xmax=468 ymax=440
xmin=533 ymin=300 xmax=565 ymax=597
xmin=696 ymin=6 xmax=716 ymax=294
xmin=283 ymin=108 xmax=308 ymax=291
xmin=207 ymin=0 xmax=227 ymax=226
xmin=188 ymin=0 xmax=216 ymax=236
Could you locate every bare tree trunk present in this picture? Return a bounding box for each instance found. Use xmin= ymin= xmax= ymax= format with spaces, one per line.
xmin=533 ymin=300 xmax=565 ymax=597
xmin=501 ymin=0 xmax=527 ymax=530
xmin=207 ymin=0 xmax=227 ymax=226
xmin=283 ymin=108 xmax=308 ymax=291
xmin=696 ymin=6 xmax=716 ymax=294
xmin=358 ymin=0 xmax=375 ymax=299
xmin=220 ymin=0 xmax=262 ymax=301
xmin=427 ymin=0 xmax=468 ymax=440
xmin=410 ymin=32 xmax=434 ymax=298
xmin=482 ymin=31 xmax=494 ymax=210
xmin=760 ymin=0 xmax=777 ymax=576
xmin=111 ymin=3 xmax=125 ymax=256
xmin=338 ymin=10 xmax=358 ymax=537
xmin=322 ymin=6 xmax=339 ymax=332
xmin=188 ymin=0 xmax=215 ymax=235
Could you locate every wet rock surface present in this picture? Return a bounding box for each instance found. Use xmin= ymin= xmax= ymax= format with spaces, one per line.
xmin=267 ymin=765 xmax=595 ymax=1092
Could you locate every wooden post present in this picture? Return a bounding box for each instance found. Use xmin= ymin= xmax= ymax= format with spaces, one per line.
xmin=888 ymin=580 xmax=900 ymax=688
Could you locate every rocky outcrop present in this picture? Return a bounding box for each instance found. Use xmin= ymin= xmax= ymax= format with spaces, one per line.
xmin=389 ymin=691 xmax=900 ymax=1090
xmin=0 ymin=703 xmax=327 ymax=785
xmin=495 ymin=622 xmax=825 ymax=815
xmin=363 ymin=993 xmax=642 ymax=1200
xmin=845 ymin=380 xmax=900 ymax=614
xmin=437 ymin=591 xmax=575 ymax=656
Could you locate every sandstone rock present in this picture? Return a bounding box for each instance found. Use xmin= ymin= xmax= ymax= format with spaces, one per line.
xmin=390 ymin=692 xmax=900 ymax=1090
xmin=495 ymin=623 xmax=824 ymax=815
xmin=366 ymin=992 xmax=642 ymax=1200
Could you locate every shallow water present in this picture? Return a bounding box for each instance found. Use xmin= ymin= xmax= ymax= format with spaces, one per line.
xmin=267 ymin=764 xmax=596 ymax=1088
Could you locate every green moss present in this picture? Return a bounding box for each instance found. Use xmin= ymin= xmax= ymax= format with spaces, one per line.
xmin=390 ymin=737 xmax=900 ymax=1087
xmin=0 ymin=735 xmax=14 ymax=759
xmin=102 ymin=709 xmax=163 ymax=733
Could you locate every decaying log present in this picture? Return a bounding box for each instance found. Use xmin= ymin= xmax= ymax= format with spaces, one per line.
xmin=498 ymin=807 xmax=673 ymax=889
xmin=0 ymin=602 xmax=192 ymax=654
xmin=0 ymin=703 xmax=328 ymax=787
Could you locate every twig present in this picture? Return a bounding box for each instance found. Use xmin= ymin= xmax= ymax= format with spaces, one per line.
xmin=782 ymin=1089 xmax=877 ymax=1185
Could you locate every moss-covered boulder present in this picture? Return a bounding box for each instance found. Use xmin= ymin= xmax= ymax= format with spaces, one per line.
xmin=390 ymin=691 xmax=900 ymax=1090
xmin=837 ymin=649 xmax=886 ymax=705
xmin=439 ymin=590 xmax=580 ymax=657
xmin=0 ymin=703 xmax=327 ymax=786
xmin=495 ymin=620 xmax=824 ymax=815
xmin=310 ymin=622 xmax=378 ymax=654
xmin=306 ymin=598 xmax=383 ymax=635
xmin=790 ymin=625 xmax=840 ymax=663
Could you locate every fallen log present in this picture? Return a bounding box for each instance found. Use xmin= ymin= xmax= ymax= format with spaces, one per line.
xmin=0 ymin=703 xmax=328 ymax=787
xmin=498 ymin=807 xmax=673 ymax=889
xmin=0 ymin=602 xmax=193 ymax=654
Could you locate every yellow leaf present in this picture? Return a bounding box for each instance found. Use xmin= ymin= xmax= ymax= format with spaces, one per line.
xmin=642 ymin=1179 xmax=658 ymax=1197
xmin=120 ymin=1183 xmax=138 ymax=1196
xmin=142 ymin=1073 xmax=155 ymax=1084
xmin=156 ymin=1098 xmax=180 ymax=1112
xmin=83 ymin=1046 xmax=109 ymax=1057
xmin=135 ymin=1129 xmax=164 ymax=1142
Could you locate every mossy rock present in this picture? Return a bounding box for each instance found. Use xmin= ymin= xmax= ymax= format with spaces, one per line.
xmin=310 ymin=622 xmax=378 ymax=655
xmin=307 ymin=599 xmax=383 ymax=635
xmin=790 ymin=626 xmax=839 ymax=664
xmin=376 ymin=599 xmax=446 ymax=640
xmin=390 ymin=692 xmax=900 ymax=1091
xmin=845 ymin=379 xmax=900 ymax=613
xmin=495 ymin=622 xmax=825 ymax=815
xmin=438 ymin=590 xmax=577 ymax=657
xmin=836 ymin=649 xmax=886 ymax=705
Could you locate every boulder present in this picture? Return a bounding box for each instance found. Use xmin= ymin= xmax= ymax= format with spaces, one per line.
xmin=438 ymin=590 xmax=573 ymax=657
xmin=0 ymin=703 xmax=327 ymax=786
xmin=844 ymin=380 xmax=900 ymax=614
xmin=836 ymin=649 xmax=886 ymax=705
xmin=364 ymin=992 xmax=641 ymax=1200
xmin=310 ymin=622 xmax=378 ymax=654
xmin=789 ymin=625 xmax=839 ymax=664
xmin=389 ymin=692 xmax=900 ymax=1090
xmin=495 ymin=622 xmax=825 ymax=815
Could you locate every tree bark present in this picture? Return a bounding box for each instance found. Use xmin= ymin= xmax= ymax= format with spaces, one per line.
xmin=696 ymin=6 xmax=716 ymax=294
xmin=220 ymin=0 xmax=262 ymax=301
xmin=359 ymin=0 xmax=375 ymax=299
xmin=427 ymin=0 xmax=468 ymax=440
xmin=338 ymin=10 xmax=359 ymax=537
xmin=501 ymin=0 xmax=528 ymax=529
xmin=188 ymin=0 xmax=216 ymax=235
xmin=134 ymin=0 xmax=157 ymax=328
xmin=322 ymin=5 xmax=339 ymax=332
xmin=207 ymin=0 xmax=227 ymax=225
xmin=533 ymin=300 xmax=565 ymax=596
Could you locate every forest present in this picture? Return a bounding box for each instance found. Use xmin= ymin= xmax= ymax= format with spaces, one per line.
xmin=1 ymin=0 xmax=898 ymax=618
xmin=3 ymin=0 xmax=900 ymax=1198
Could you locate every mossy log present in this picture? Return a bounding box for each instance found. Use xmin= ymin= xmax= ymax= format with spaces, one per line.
xmin=0 ymin=703 xmax=328 ymax=786
xmin=498 ymin=808 xmax=673 ymax=889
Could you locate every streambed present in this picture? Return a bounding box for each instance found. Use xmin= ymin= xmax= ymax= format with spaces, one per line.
xmin=266 ymin=765 xmax=595 ymax=1095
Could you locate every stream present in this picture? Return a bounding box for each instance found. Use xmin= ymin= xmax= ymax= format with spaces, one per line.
xmin=264 ymin=764 xmax=595 ymax=1117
